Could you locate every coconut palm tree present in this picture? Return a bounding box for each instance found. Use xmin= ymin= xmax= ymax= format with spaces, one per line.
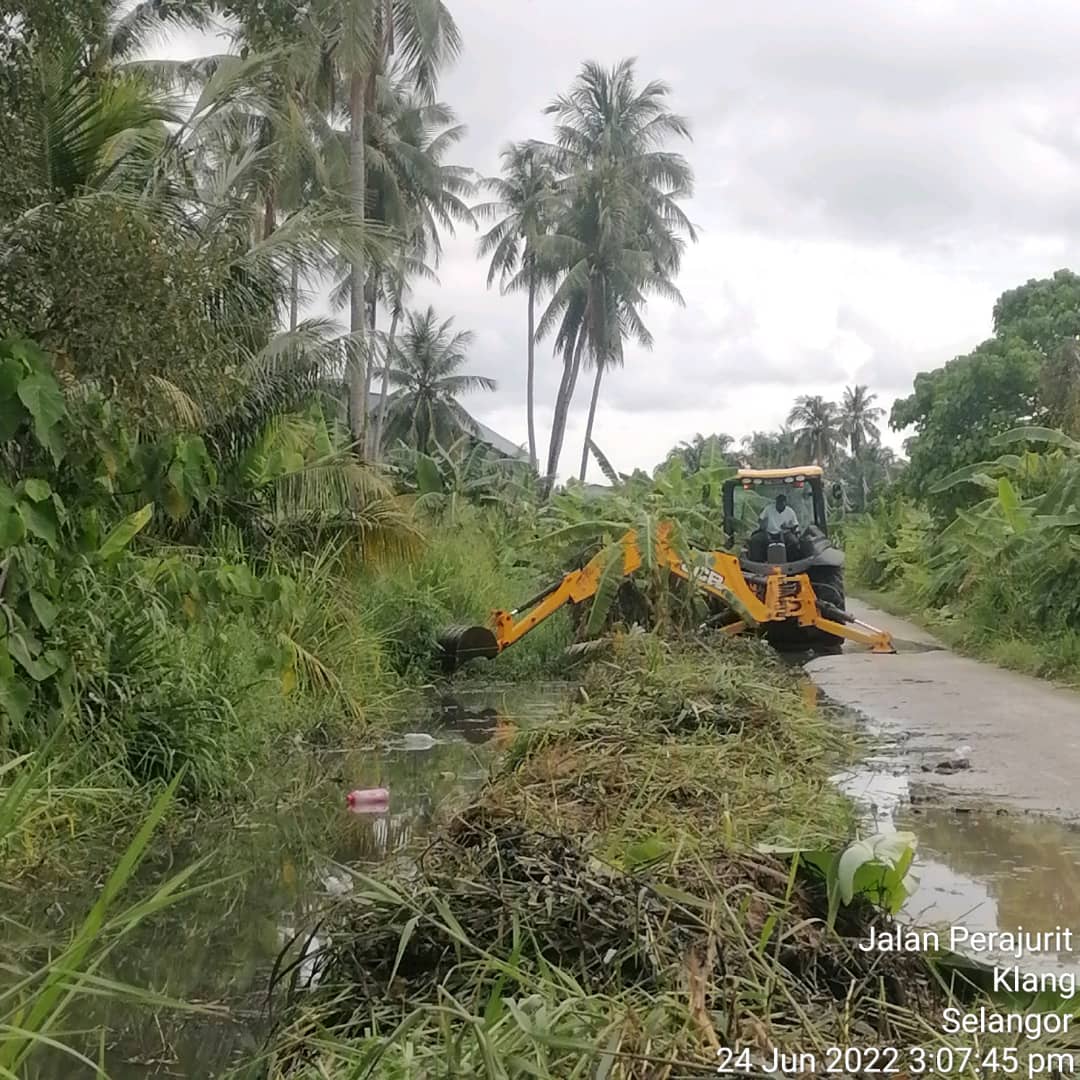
xmin=476 ymin=141 xmax=557 ymax=471
xmin=661 ymin=433 xmax=736 ymax=474
xmin=739 ymin=429 xmax=797 ymax=469
xmin=323 ymin=76 xmax=475 ymax=454
xmin=787 ymin=395 xmax=843 ymax=466
xmin=840 ymin=384 xmax=884 ymax=455
xmin=533 ymin=59 xmax=695 ymax=492
xmin=308 ymin=0 xmax=462 ymax=444
xmin=379 ymin=306 xmax=495 ymax=453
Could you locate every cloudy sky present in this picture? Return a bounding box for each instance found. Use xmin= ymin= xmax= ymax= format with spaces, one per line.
xmin=155 ymin=0 xmax=1080 ymax=481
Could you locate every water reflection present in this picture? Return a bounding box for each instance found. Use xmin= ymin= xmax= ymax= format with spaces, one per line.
xmin=9 ymin=684 xmax=567 ymax=1080
xmin=825 ymin=686 xmax=1080 ymax=976
xmin=896 ymin=805 xmax=1080 ymax=971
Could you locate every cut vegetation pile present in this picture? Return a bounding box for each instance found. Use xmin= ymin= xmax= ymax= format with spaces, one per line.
xmin=264 ymin=636 xmax=950 ymax=1078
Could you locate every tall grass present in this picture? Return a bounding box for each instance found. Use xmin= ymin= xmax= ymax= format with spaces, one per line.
xmin=1 ymin=744 xmax=220 ymax=1078
xmin=254 ymin=635 xmax=1034 ymax=1079
xmin=358 ymin=506 xmax=573 ymax=680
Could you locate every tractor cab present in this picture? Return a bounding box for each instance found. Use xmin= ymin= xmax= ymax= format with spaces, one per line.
xmin=720 ymin=465 xmax=848 ymax=650
xmin=722 ymin=467 xmax=840 ymax=572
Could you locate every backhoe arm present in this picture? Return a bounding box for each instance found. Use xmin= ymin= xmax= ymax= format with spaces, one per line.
xmin=439 ymin=523 xmax=761 ymax=669
xmin=489 ymin=529 xmax=647 ymax=650
xmin=437 ymin=520 xmax=894 ymax=670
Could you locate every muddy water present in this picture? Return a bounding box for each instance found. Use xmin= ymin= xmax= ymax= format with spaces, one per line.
xmin=16 ymin=662 xmax=1080 ymax=1076
xmin=10 ymin=684 xmax=568 ymax=1080
xmin=828 ymin=694 xmax=1080 ymax=977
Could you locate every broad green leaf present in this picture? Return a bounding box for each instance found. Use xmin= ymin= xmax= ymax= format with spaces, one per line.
xmin=22 ymin=478 xmax=51 ymax=502
xmin=0 ymin=356 xmax=23 ymax=399
xmin=991 ymin=426 xmax=1080 ymax=453
xmin=836 ymin=832 xmax=917 ymax=907
xmin=98 ymin=504 xmax=153 ymax=560
xmin=415 ymin=454 xmax=444 ymax=495
xmin=18 ymin=499 xmax=59 ymax=548
xmin=585 ymin=542 xmax=626 ymax=636
xmin=835 ymin=839 xmax=875 ymax=904
xmin=0 ymin=508 xmax=25 ymax=548
xmin=0 ymin=393 xmax=25 ymax=442
xmin=39 ymin=421 xmax=66 ymax=465
xmin=928 ymin=461 xmax=1001 ymax=494
xmin=0 ymin=675 xmax=31 ymax=725
xmin=623 ymin=834 xmax=671 ymax=869
xmin=16 ymin=371 xmax=66 ymax=454
xmin=29 ymin=589 xmax=58 ymax=630
xmin=164 ymin=485 xmax=191 ymax=520
xmin=3 ymin=336 xmax=47 ymax=367
xmin=996 ymin=477 xmax=1025 ymax=533
xmin=8 ymin=632 xmax=57 ymax=682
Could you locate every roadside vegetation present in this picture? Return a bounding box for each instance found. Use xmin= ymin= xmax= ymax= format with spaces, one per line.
xmin=844 ymin=271 xmax=1080 ymax=688
xmin=6 ymin=0 xmax=1080 ymax=1076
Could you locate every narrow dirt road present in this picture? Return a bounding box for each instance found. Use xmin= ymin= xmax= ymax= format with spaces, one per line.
xmin=807 ymin=598 xmax=1080 ymax=819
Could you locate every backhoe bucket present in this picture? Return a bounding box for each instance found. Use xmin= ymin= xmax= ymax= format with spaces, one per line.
xmin=438 ymin=624 xmax=500 ymax=672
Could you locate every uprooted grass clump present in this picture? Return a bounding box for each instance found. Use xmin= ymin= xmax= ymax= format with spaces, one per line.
xmin=487 ymin=632 xmax=858 ymax=849
xmin=262 ymin=635 xmax=942 ymax=1078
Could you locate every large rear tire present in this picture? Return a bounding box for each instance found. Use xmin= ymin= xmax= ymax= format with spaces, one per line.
xmin=809 ymin=565 xmax=845 ymax=653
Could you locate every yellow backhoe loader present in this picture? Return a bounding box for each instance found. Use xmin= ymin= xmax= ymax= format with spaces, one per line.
xmin=438 ymin=466 xmax=895 ymax=671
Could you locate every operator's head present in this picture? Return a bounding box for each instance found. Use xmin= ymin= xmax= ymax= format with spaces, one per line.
xmin=775 ymin=494 xmax=787 ymax=510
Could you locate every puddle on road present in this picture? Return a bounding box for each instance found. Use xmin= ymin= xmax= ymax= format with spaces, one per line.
xmin=825 ymin=690 xmax=1080 ymax=977
xmin=7 ymin=683 xmax=569 ymax=1080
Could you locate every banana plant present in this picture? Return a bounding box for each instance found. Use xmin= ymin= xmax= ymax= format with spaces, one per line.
xmin=924 ymin=426 xmax=1080 ymax=618
xmin=388 ymin=435 xmax=528 ymax=523
xmin=540 ymin=458 xmax=738 ymax=633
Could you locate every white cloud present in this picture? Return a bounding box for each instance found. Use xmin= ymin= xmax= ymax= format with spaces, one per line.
xmin=149 ymin=0 xmax=1080 ymax=482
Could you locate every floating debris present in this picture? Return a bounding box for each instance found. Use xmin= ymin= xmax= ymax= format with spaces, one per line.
xmin=346 ymin=787 xmax=390 ymax=813
xmin=398 ymin=732 xmax=437 ymax=751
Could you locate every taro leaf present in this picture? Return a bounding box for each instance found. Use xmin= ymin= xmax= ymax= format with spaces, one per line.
xmin=0 ymin=508 xmax=25 ymax=548
xmin=98 ymin=504 xmax=153 ymax=560
xmin=164 ymin=483 xmax=191 ymax=520
xmin=22 ymin=478 xmax=51 ymax=502
xmin=17 ymin=499 xmax=58 ymax=548
xmin=16 ymin=371 xmax=66 ymax=461
xmin=28 ymin=589 xmax=58 ymax=630
xmin=175 ymin=435 xmax=216 ymax=501
xmin=836 ymin=831 xmax=918 ymax=910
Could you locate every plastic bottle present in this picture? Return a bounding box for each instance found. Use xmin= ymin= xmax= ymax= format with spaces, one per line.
xmin=346 ymin=787 xmax=390 ymax=812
